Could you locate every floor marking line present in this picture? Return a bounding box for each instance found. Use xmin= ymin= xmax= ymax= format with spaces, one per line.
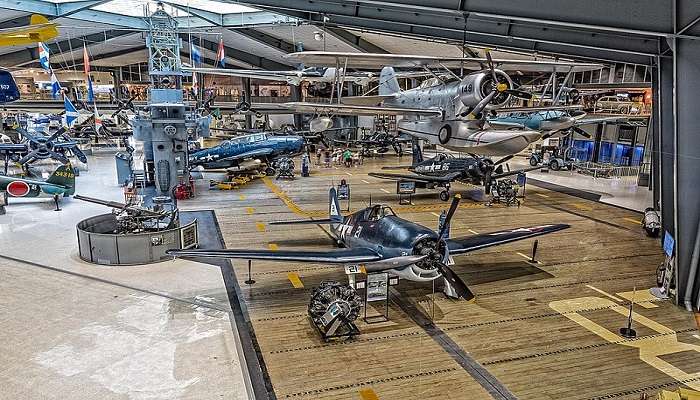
xmin=255 ymin=222 xmax=265 ymax=232
xmin=287 ymin=272 xmax=304 ymax=288
xmin=622 ymin=217 xmax=641 ymax=225
xmin=535 ymin=193 xmax=550 ymax=198
xmin=346 ymin=172 xmax=353 ymax=176
xmin=430 ymin=212 xmax=441 ymax=217
xmin=239 ymin=194 xmax=246 ymax=200
xmin=390 ymin=288 xmax=518 ymax=400
xmin=268 ymin=243 xmax=279 ymax=251
xmin=694 ymin=335 xmax=700 ymax=340
xmin=359 ymin=388 xmax=379 ymax=400
xmin=585 ymin=284 xmax=624 ymax=302
xmin=516 ymin=252 xmax=537 ymax=263
xmin=361 ymin=179 xmax=370 ymax=184
xmin=380 ymin=188 xmax=390 ymax=193
xmin=468 ymin=229 xmax=479 ymax=234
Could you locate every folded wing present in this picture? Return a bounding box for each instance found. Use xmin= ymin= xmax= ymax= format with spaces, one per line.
xmin=447 ymin=224 xmax=570 ymax=255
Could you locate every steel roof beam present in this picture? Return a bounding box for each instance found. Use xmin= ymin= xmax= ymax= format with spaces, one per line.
xmin=180 ymin=34 xmax=290 ymax=69
xmin=233 ymin=28 xmax=296 ymax=53
xmin=161 ymin=1 xmax=297 ymax=27
xmin=0 ymin=30 xmax=135 ymax=67
xmin=320 ymin=26 xmax=388 ymax=53
xmin=0 ymin=0 xmax=112 ymax=18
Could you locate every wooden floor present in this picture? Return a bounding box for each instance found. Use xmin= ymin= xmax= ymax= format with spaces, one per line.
xmin=180 ymin=156 xmax=700 ymax=400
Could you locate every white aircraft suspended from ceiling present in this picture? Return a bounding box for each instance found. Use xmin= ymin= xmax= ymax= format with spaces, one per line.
xmin=250 ymin=51 xmax=603 ymax=156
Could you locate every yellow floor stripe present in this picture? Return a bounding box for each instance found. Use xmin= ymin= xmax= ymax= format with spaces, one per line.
xmin=573 ymin=202 xmax=593 ymax=211
xmin=246 ymin=207 xmax=255 ymax=215
xmin=616 ymin=289 xmax=660 ymax=309
xmin=359 ymin=388 xmax=379 ymax=400
xmin=287 ymin=272 xmax=304 ymax=288
xmin=622 ymin=217 xmax=641 ymax=225
xmin=256 ymin=222 xmax=265 ymax=232
xmin=535 ymin=193 xmax=550 ymax=198
xmin=585 ymin=284 xmax=624 ymax=302
xmin=268 ymin=243 xmax=278 ymax=251
xmin=516 ymin=252 xmax=536 ymax=262
xmin=239 ymin=194 xmax=246 ymax=200
xmin=346 ymin=172 xmax=353 ymax=176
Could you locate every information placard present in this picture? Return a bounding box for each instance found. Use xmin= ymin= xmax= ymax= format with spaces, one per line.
xmin=366 ymin=273 xmax=388 ymax=302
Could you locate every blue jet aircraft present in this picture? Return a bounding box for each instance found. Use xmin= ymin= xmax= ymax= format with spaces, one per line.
xmin=489 ymin=109 xmax=624 ymax=139
xmin=189 ymin=132 xmax=305 ymax=173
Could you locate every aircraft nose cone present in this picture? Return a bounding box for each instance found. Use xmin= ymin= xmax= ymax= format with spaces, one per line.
xmin=523 ymin=131 xmax=542 ymax=143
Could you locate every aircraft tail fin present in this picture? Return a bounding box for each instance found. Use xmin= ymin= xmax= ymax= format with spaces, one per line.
xmin=46 ymin=163 xmax=75 ymax=195
xmin=411 ymin=139 xmax=423 ymax=167
xmin=379 ymin=67 xmax=401 ymax=95
xmin=328 ymin=187 xmax=343 ymax=223
xmin=30 ymin=14 xmax=50 ymax=25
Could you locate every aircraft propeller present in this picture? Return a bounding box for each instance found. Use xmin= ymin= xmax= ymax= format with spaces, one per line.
xmin=434 ymin=194 xmax=475 ymax=301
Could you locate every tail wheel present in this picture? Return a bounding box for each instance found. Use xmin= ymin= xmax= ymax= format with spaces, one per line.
xmin=438 ymin=125 xmax=451 ymax=145
xmin=265 ymin=167 xmax=276 ymax=176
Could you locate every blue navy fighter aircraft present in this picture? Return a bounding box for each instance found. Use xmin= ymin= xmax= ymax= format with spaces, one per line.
xmin=189 ymin=132 xmax=305 ymax=173
xmin=168 ymin=188 xmax=569 ymax=301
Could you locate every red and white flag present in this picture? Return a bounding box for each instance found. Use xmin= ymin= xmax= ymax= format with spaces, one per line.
xmin=216 ymin=38 xmax=225 ymax=67
xmin=82 ymin=43 xmax=90 ymax=74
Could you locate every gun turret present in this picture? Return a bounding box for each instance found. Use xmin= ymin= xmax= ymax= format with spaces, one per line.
xmin=74 ymin=194 xmax=165 ymax=218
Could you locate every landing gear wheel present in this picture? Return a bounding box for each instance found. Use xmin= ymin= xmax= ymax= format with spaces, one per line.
xmin=308 ymin=281 xmax=362 ymax=326
xmin=549 ymin=159 xmax=560 ymax=171
xmin=439 ymin=190 xmax=450 ymax=202
xmin=438 ymin=125 xmax=451 ymax=145
xmin=265 ymin=167 xmax=276 ymax=176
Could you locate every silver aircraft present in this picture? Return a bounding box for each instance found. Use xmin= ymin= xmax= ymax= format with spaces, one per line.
xmin=268 ymin=52 xmax=602 ymax=156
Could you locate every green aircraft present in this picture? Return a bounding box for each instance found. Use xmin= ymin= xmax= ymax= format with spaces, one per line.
xmin=0 ymin=163 xmax=76 ymax=210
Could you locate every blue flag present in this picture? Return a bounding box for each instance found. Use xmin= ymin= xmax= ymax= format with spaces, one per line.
xmin=64 ymin=96 xmax=79 ymax=126
xmin=50 ymin=71 xmax=62 ymax=99
xmin=191 ymin=44 xmax=201 ymax=65
xmin=39 ymin=42 xmax=50 ymax=71
xmin=86 ymin=76 xmax=94 ymax=103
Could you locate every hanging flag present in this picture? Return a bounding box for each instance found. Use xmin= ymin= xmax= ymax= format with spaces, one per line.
xmin=93 ymin=102 xmax=102 ymax=132
xmin=191 ymin=44 xmax=202 ymax=65
xmin=82 ymin=43 xmax=90 ymax=74
xmin=63 ymin=95 xmax=79 ymax=127
xmin=86 ymin=76 xmax=95 ymax=103
xmin=50 ymin=71 xmax=62 ymax=99
xmin=217 ymin=38 xmax=225 ymax=68
xmin=192 ymin=71 xmax=199 ymax=94
xmin=38 ymin=42 xmax=50 ymax=71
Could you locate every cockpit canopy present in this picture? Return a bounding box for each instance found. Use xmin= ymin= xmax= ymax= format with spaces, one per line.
xmin=224 ymin=133 xmax=267 ymax=146
xmin=433 ymin=153 xmax=454 ymax=162
xmin=362 ymin=205 xmax=397 ymax=221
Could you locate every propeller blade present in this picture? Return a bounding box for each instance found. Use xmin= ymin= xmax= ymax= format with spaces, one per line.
xmin=436 ymin=263 xmax=475 ymax=301
xmin=468 ymin=90 xmax=497 ymax=119
xmin=49 ymin=151 xmax=69 ymax=164
xmin=485 ymin=50 xmax=498 ymax=84
xmin=17 ymin=149 xmax=40 ymax=165
xmin=572 ymin=126 xmax=591 ymax=138
xmin=46 ymin=127 xmax=67 ymax=143
xmin=71 ymin=146 xmax=88 ymax=163
xmin=15 ymin=128 xmax=34 ymax=141
xmin=438 ymin=194 xmax=461 ymax=239
xmin=494 ymin=154 xmax=514 ymax=165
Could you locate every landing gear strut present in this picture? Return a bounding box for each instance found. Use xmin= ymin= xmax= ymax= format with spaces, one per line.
xmin=53 ymin=195 xmax=61 ymax=211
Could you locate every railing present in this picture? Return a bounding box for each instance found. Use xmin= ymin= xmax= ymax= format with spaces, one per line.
xmin=573 ymin=161 xmax=640 ymax=181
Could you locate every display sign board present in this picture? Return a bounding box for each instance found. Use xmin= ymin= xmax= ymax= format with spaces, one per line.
xmin=345 ymin=265 xmax=363 ymax=275
xmin=337 ymin=184 xmax=350 ymax=200
xmin=516 ymin=172 xmax=527 ymax=187
xmin=663 ymin=231 xmax=675 ymax=257
xmin=397 ymin=180 xmax=416 ymax=194
xmin=366 ymin=272 xmax=388 ymax=302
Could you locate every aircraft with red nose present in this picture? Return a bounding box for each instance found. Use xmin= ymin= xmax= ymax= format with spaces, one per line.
xmin=0 ymin=163 xmax=75 ymax=210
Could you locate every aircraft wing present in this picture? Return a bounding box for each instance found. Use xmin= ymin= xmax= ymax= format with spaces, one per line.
xmin=279 ymin=102 xmax=442 ymax=117
xmin=183 ymin=67 xmax=305 ymax=85
xmin=0 ymin=144 xmax=27 ymax=152
xmin=219 ymin=147 xmax=274 ymax=162
xmin=368 ymin=171 xmax=462 ymax=184
xmin=167 ymin=247 xmax=383 ymax=264
xmin=284 ymin=52 xmax=603 ymax=72
xmin=575 ymin=116 xmax=629 ymax=125
xmin=447 ymin=224 xmax=570 ymax=256
xmin=493 ymin=105 xmax=583 ymax=113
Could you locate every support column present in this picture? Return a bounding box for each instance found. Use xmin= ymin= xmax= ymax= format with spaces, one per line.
xmin=243 ymin=78 xmax=252 ymax=129
xmin=673 ymin=38 xmax=700 ymax=307
xmin=290 ymin=84 xmax=303 ymax=128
